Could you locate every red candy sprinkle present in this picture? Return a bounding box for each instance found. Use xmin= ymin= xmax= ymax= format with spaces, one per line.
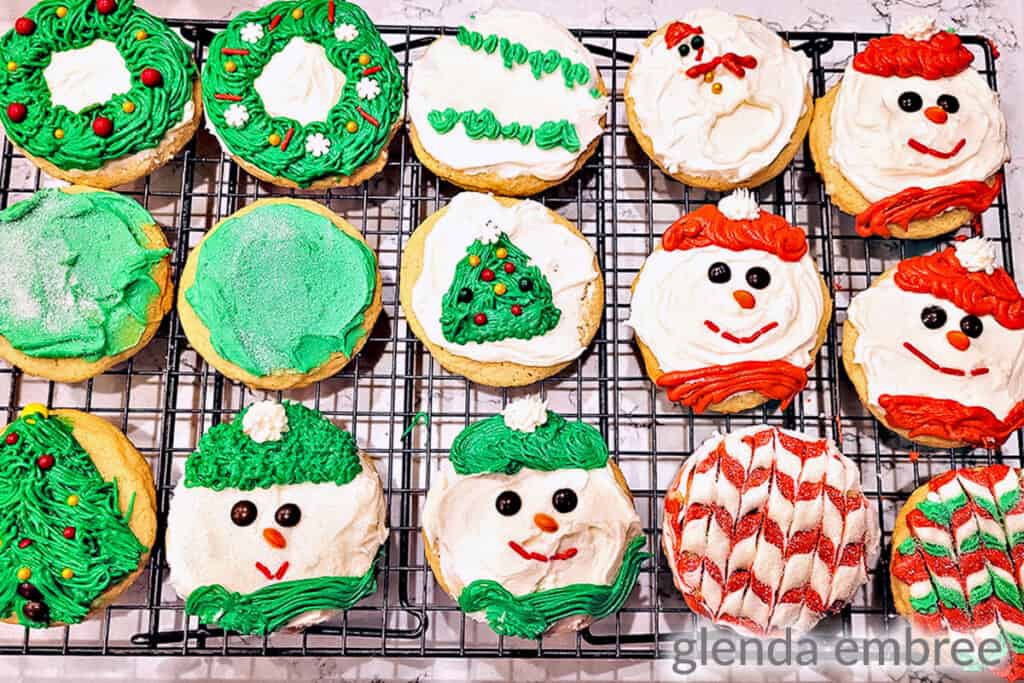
xmin=6 ymin=103 xmax=26 ymax=123
xmin=96 ymin=0 xmax=116 ymax=14
xmin=92 ymin=116 xmax=113 ymax=137
xmin=511 ymin=305 xmax=523 ymax=316
xmin=18 ymin=539 xmax=31 ymax=549
xmin=480 ymin=268 xmax=495 ymax=282
xmin=140 ymin=68 xmax=163 ymax=87
xmin=15 ymin=17 xmax=36 ymax=36
xmin=503 ymin=262 xmax=515 ymax=274
xmin=5 ymin=432 xmax=18 ymax=445
xmin=473 ymin=313 xmax=488 ymax=325
xmin=63 ymin=527 xmax=76 ymax=539
xmin=36 ymin=454 xmax=55 ymax=470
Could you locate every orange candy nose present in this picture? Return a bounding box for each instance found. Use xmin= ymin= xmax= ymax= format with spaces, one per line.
xmin=263 ymin=528 xmax=287 ymax=549
xmin=534 ymin=513 xmax=559 ymax=533
xmin=925 ymin=106 xmax=948 ymax=124
xmin=733 ymin=290 xmax=756 ymax=309
xmin=947 ymin=330 xmax=970 ymax=351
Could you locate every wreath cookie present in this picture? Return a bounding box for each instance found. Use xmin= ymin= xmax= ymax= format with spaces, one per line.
xmin=0 ymin=186 xmax=173 ymax=384
xmin=166 ymin=401 xmax=388 ymax=634
xmin=422 ymin=397 xmax=647 ymax=639
xmin=407 ymin=9 xmax=608 ymax=196
xmin=809 ymin=16 xmax=1008 ymax=239
xmin=624 ymin=9 xmax=812 ymax=191
xmin=627 ymin=191 xmax=831 ymax=413
xmin=663 ymin=425 xmax=880 ymax=637
xmin=0 ymin=0 xmax=202 ymax=188
xmin=844 ymin=238 xmax=1024 ymax=450
xmin=203 ymin=0 xmax=403 ymax=189
xmin=0 ymin=405 xmax=156 ymax=628
xmin=178 ymin=198 xmax=382 ymax=391
xmin=399 ymin=192 xmax=603 ymax=387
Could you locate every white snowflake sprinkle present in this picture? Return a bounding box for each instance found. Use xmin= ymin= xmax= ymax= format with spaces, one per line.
xmin=240 ymin=22 xmax=264 ymax=44
xmin=223 ymin=103 xmax=249 ymax=128
xmin=334 ymin=23 xmax=358 ymax=42
xmin=305 ymin=132 xmax=331 ymax=157
xmin=356 ymin=77 xmax=381 ymax=101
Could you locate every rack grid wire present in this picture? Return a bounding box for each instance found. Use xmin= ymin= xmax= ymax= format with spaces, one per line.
xmin=0 ymin=20 xmax=1016 ymax=659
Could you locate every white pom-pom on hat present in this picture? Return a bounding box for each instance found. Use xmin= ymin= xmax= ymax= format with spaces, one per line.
xmin=898 ymin=16 xmax=941 ymax=42
xmin=954 ymin=237 xmax=998 ymax=275
xmin=501 ymin=396 xmax=549 ymax=433
xmin=242 ymin=400 xmax=289 ymax=443
xmin=717 ymin=189 xmax=761 ymax=221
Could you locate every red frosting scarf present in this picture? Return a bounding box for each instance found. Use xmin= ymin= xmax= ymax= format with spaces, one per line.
xmin=879 ymin=393 xmax=1024 ymax=448
xmin=855 ymin=175 xmax=1003 ymax=238
xmin=656 ymin=360 xmax=808 ymax=413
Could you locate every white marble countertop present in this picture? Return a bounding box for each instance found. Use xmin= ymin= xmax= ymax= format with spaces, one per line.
xmin=0 ymin=1 xmax=1022 ymax=681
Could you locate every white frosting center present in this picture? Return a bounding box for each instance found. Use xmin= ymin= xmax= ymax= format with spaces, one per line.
xmin=43 ymin=40 xmax=131 ymax=113
xmin=254 ymin=37 xmax=345 ymax=126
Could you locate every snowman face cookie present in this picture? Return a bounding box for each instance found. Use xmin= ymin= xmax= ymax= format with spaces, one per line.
xmin=166 ymin=401 xmax=388 ymax=634
xmin=846 ymin=239 xmax=1024 ymax=448
xmin=628 ymin=191 xmax=828 ymax=412
xmin=422 ymin=397 xmax=646 ymax=639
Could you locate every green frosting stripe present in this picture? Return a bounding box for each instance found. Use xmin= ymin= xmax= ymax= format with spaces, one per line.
xmin=202 ymin=0 xmax=404 ymax=187
xmin=0 ymin=411 xmax=147 ymax=627
xmin=455 ymin=25 xmax=591 ymax=90
xmin=427 ymin=107 xmax=581 ymax=154
xmin=184 ymin=202 xmax=377 ymax=378
xmin=458 ymin=535 xmax=649 ymax=639
xmin=0 ymin=0 xmax=197 ymax=171
xmin=450 ymin=409 xmax=608 ymax=475
xmin=0 ymin=189 xmax=170 ymax=361
xmin=185 ymin=551 xmax=380 ymax=635
xmin=185 ymin=401 xmax=361 ymax=491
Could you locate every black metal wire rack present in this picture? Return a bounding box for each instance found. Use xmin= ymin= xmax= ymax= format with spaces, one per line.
xmin=0 ymin=20 xmax=1015 ymax=660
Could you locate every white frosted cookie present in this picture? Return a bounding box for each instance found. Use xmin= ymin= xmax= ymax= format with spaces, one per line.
xmin=407 ymin=9 xmax=608 ymax=195
xmin=625 ymin=9 xmax=812 ymax=190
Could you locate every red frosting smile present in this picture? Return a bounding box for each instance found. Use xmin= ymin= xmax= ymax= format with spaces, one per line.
xmin=907 ymin=137 xmax=966 ymax=159
xmin=508 ymin=541 xmax=578 ymax=563
xmin=902 ymin=341 xmax=989 ymax=377
xmin=705 ymin=320 xmax=779 ymax=344
xmin=255 ymin=561 xmax=290 ymax=581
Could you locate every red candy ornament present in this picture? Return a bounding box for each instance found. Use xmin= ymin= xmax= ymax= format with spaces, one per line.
xmin=95 ymin=0 xmax=116 ymax=14
xmin=5 ymin=432 xmax=18 ymax=445
xmin=503 ymin=262 xmax=515 ymax=274
xmin=511 ymin=305 xmax=523 ymax=316
xmin=473 ymin=313 xmax=488 ymax=325
xmin=480 ymin=269 xmax=495 ymax=282
xmin=36 ymin=454 xmax=55 ymax=471
xmin=62 ymin=527 xmax=76 ymax=540
xmin=92 ymin=116 xmax=113 ymax=137
xmin=15 ymin=17 xmax=36 ymax=36
xmin=6 ymin=103 xmax=26 ymax=123
xmin=140 ymin=68 xmax=162 ymax=87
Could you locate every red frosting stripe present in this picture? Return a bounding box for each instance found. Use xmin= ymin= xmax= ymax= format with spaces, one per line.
xmin=853 ymin=31 xmax=974 ymax=79
xmin=879 ymin=394 xmax=1024 ymax=448
xmin=656 ymin=360 xmax=809 ymax=413
xmin=855 ymin=175 xmax=1003 ymax=238
xmin=662 ymin=204 xmax=809 ymax=262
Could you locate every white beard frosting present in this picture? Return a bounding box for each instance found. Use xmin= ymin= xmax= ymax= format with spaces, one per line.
xmin=407 ymin=8 xmax=608 ymax=180
xmin=166 ymin=455 xmax=388 ymax=629
xmin=829 ymin=66 xmax=1008 ymax=203
xmin=627 ymin=9 xmax=810 ymax=183
xmin=410 ymin=192 xmax=599 ymax=366
xmin=627 ymin=245 xmax=824 ymax=371
xmin=422 ymin=464 xmax=642 ymax=601
xmin=847 ymin=277 xmax=1024 ymax=421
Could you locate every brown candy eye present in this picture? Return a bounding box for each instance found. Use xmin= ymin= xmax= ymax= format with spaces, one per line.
xmin=231 ymin=500 xmax=257 ymax=527
xmin=495 ymin=491 xmax=522 ymax=516
xmin=960 ymin=315 xmax=983 ymax=338
xmin=275 ymin=503 xmax=301 ymax=527
xmin=552 ymin=488 xmax=578 ymax=513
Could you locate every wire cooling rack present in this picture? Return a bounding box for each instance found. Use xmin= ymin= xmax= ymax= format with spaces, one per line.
xmin=0 ymin=21 xmax=1015 ymax=659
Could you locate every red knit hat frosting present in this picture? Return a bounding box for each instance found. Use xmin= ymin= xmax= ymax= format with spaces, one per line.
xmin=661 ymin=201 xmax=809 ymax=263
xmin=853 ymin=30 xmax=974 ymax=80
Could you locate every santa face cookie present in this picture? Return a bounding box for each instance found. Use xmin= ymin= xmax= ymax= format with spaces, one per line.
xmin=203 ymin=0 xmax=404 ymax=189
xmin=166 ymin=401 xmax=388 ymax=635
xmin=407 ymin=9 xmax=608 ymax=196
xmin=0 ymin=0 xmax=202 ymax=188
xmin=422 ymin=397 xmax=647 ymax=640
xmin=400 ymin=192 xmax=603 ymax=387
xmin=891 ymin=465 xmax=1024 ymax=680
xmin=0 ymin=405 xmax=156 ymax=628
xmin=628 ymin=191 xmax=830 ymax=413
xmin=811 ymin=16 xmax=1008 ymax=238
xmin=625 ymin=9 xmax=812 ymax=190
xmin=663 ymin=426 xmax=880 ymax=637
xmin=844 ymin=238 xmax=1024 ymax=449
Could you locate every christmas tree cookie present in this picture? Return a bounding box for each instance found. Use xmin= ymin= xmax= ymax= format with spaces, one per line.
xmin=0 ymin=405 xmax=156 ymax=628
xmin=810 ymin=16 xmax=1008 ymax=238
xmin=166 ymin=400 xmax=388 ymax=634
xmin=422 ymin=397 xmax=647 ymax=639
xmin=407 ymin=9 xmax=608 ymax=196
xmin=400 ymin=192 xmax=603 ymax=387
xmin=844 ymin=238 xmax=1024 ymax=449
xmin=663 ymin=426 xmax=880 ymax=637
xmin=628 ymin=191 xmax=831 ymax=413
xmin=179 ymin=198 xmax=382 ymax=391
xmin=0 ymin=0 xmax=202 ymax=188
xmin=624 ymin=9 xmax=812 ymax=191
xmin=0 ymin=186 xmax=173 ymax=384
xmin=892 ymin=465 xmax=1024 ymax=680
xmin=203 ymin=0 xmax=404 ymax=189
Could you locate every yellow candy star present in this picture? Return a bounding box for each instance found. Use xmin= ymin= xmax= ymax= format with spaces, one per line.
xmin=6 ymin=61 xmax=16 ymax=73
xmin=268 ymin=132 xmax=281 ymax=146
xmin=358 ymin=53 xmax=371 ymax=66
xmin=224 ymin=60 xmax=237 ymax=73
xmin=53 ymin=128 xmax=64 ymax=139
xmin=468 ymin=255 xmax=481 ymax=267
xmin=19 ymin=403 xmax=48 ymax=419
xmin=346 ymin=120 xmax=358 ymax=133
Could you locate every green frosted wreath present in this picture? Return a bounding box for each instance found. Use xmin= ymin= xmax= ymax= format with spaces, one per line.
xmin=203 ymin=0 xmax=404 ymax=187
xmin=0 ymin=0 xmax=197 ymax=171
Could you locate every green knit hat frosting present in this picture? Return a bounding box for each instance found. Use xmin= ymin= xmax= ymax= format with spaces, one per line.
xmin=450 ymin=398 xmax=608 ymax=476
xmin=184 ymin=401 xmax=361 ymax=491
